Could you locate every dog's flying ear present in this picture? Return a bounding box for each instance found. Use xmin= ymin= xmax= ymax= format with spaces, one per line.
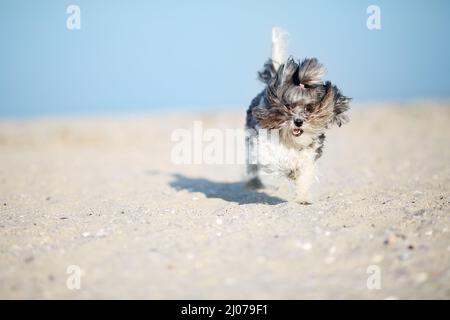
xmin=298 ymin=58 xmax=326 ymax=86
xmin=331 ymin=85 xmax=351 ymax=127
xmin=259 ymin=56 xmax=298 ymax=86
xmin=258 ymin=59 xmax=277 ymax=84
xmin=280 ymin=57 xmax=300 ymax=86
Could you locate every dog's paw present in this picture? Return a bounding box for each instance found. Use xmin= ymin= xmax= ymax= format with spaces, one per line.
xmin=294 ymin=193 xmax=313 ymax=205
xmin=245 ymin=177 xmax=264 ymax=190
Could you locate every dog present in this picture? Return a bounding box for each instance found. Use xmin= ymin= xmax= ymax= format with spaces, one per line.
xmin=245 ymin=27 xmax=351 ymax=204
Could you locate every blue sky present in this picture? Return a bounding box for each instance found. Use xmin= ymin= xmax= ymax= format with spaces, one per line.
xmin=1 ymin=0 xmax=449 ymax=117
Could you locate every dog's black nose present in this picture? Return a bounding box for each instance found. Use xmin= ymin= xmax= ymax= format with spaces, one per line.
xmin=294 ymin=119 xmax=303 ymax=127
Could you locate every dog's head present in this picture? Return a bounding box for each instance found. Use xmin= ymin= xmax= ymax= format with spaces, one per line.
xmin=253 ymin=57 xmax=350 ymax=139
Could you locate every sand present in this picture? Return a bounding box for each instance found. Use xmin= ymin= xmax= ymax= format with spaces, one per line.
xmin=0 ymin=103 xmax=449 ymax=299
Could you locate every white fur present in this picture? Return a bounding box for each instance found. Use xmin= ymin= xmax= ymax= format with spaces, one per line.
xmin=293 ymin=147 xmax=316 ymax=204
xmin=250 ymin=128 xmax=316 ymax=204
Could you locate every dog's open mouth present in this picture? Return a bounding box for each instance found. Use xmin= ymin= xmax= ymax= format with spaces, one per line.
xmin=292 ymin=128 xmax=303 ymax=136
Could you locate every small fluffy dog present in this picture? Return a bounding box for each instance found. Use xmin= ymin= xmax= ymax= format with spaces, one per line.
xmin=245 ymin=27 xmax=350 ymax=204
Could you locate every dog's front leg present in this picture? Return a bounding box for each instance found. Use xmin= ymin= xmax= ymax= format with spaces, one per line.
xmin=294 ymin=150 xmax=316 ymax=205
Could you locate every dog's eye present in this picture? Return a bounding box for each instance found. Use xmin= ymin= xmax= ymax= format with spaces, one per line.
xmin=304 ymin=104 xmax=314 ymax=113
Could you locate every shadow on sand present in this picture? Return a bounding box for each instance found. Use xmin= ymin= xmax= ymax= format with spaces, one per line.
xmin=169 ymin=174 xmax=285 ymax=205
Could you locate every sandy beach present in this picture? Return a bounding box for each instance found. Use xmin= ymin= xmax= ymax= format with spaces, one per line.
xmin=0 ymin=103 xmax=449 ymax=299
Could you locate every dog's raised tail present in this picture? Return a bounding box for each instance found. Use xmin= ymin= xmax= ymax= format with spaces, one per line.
xmin=271 ymin=27 xmax=289 ymax=70
xmin=258 ymin=27 xmax=289 ymax=84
